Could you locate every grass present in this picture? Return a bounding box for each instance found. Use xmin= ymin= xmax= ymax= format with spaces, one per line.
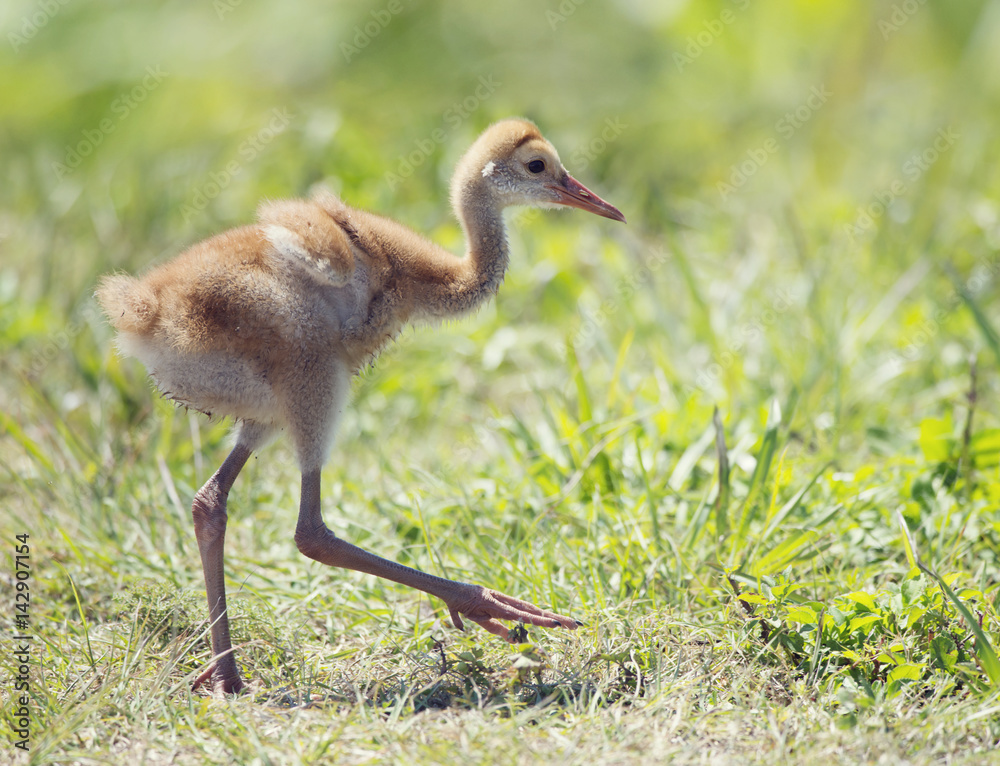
xmin=3 ymin=0 xmax=1000 ymax=763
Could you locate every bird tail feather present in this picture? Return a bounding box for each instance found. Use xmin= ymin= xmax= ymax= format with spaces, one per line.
xmin=95 ymin=274 xmax=159 ymax=335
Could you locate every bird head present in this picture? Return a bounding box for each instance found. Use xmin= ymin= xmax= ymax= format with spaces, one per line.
xmin=457 ymin=119 xmax=626 ymax=223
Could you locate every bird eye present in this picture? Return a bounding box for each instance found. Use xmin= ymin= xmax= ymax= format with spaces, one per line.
xmin=527 ymin=159 xmax=545 ymax=174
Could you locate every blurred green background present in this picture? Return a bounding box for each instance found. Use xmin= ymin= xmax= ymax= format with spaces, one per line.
xmin=3 ymin=0 xmax=998 ymax=443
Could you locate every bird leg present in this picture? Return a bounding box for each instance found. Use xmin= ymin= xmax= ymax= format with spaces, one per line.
xmin=293 ymin=470 xmax=578 ymax=641
xmin=189 ymin=442 xmax=253 ymax=694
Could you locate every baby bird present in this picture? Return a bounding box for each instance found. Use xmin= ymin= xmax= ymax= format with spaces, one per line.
xmin=97 ymin=118 xmax=625 ymax=693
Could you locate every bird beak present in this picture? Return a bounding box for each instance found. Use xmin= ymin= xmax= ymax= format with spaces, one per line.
xmin=548 ymin=174 xmax=626 ymax=223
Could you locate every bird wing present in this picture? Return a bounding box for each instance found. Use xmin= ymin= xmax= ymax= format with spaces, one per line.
xmin=257 ymin=197 xmax=356 ymax=287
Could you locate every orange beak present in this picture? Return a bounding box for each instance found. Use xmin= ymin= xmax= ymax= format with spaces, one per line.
xmin=548 ymin=174 xmax=626 ymax=223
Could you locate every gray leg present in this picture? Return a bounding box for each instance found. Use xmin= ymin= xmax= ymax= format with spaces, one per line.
xmin=191 ymin=422 xmax=269 ymax=693
xmin=293 ymin=470 xmax=578 ymax=640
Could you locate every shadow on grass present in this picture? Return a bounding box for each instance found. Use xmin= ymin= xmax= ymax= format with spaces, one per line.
xmin=116 ymin=579 xmax=702 ymax=715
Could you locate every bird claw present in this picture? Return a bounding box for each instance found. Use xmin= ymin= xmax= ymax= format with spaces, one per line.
xmin=192 ymin=664 xmax=246 ymax=695
xmin=445 ymin=584 xmax=577 ymax=642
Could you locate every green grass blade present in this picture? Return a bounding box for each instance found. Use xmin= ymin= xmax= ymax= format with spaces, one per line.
xmin=760 ymin=462 xmax=830 ymax=542
xmin=920 ymin=563 xmax=1000 ymax=687
xmin=668 ymin=423 xmax=715 ymax=491
xmin=713 ymin=406 xmax=731 ymax=541
xmin=950 ymin=265 xmax=1000 ymax=367
xmin=732 ymin=398 xmax=782 ymax=558
xmin=901 ymin=511 xmax=1000 ymax=686
xmin=634 ymin=433 xmax=662 ymax=553
xmin=896 ymin=509 xmax=920 ymax=570
xmin=750 ymin=530 xmax=822 ymax=575
xmin=0 ymin=409 xmax=56 ymax=474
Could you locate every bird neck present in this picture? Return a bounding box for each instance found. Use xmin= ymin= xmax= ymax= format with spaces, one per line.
xmin=396 ymin=173 xmax=508 ymax=318
xmin=431 ymin=173 xmax=510 ymax=316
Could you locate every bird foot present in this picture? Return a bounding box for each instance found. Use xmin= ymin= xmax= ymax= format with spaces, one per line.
xmin=192 ymin=664 xmax=246 ymax=695
xmin=445 ymin=584 xmax=579 ymax=642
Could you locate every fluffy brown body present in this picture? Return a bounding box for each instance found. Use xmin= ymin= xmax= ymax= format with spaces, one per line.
xmin=97 ymin=119 xmax=625 ymax=694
